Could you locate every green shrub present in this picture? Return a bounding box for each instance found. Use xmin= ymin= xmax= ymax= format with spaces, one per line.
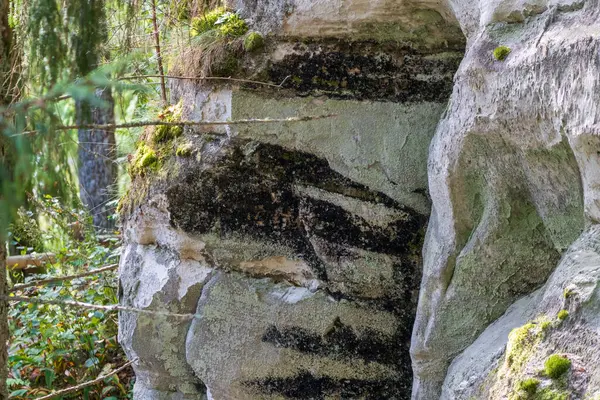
xmin=557 ymin=309 xmax=569 ymax=321
xmin=544 ymin=354 xmax=571 ymax=379
xmin=518 ymin=378 xmax=540 ymax=395
xmin=243 ymin=31 xmax=264 ymax=51
xmin=493 ymin=45 xmax=511 ymax=61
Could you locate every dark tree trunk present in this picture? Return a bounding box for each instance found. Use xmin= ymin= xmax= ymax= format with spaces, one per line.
xmin=77 ymin=88 xmax=118 ymax=232
xmin=1 ymin=0 xmax=13 ymax=396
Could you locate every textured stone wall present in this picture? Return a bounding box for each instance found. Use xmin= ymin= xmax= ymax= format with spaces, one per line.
xmin=118 ymin=1 xmax=600 ymax=399
xmin=118 ymin=3 xmax=462 ymax=397
xmin=411 ymin=1 xmax=600 ymax=399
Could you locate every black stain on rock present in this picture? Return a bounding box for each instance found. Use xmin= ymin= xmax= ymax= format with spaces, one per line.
xmin=245 ymin=369 xmax=409 ymax=399
xmin=165 ymin=141 xmax=426 ymax=281
xmin=268 ymin=40 xmax=462 ymax=102
xmin=163 ymin=139 xmax=424 ymax=398
xmin=262 ymin=317 xmax=398 ymax=366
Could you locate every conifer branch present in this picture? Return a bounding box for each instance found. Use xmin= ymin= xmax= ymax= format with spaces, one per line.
xmin=33 ymin=358 xmax=138 ymax=400
xmin=10 ymin=264 xmax=118 ymax=292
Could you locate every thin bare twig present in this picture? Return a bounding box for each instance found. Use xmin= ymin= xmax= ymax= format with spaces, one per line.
xmin=10 ymin=264 xmax=118 ymax=292
xmin=32 ymin=358 xmax=138 ymax=400
xmin=3 ymin=295 xmax=198 ymax=320
xmin=119 ymin=74 xmax=292 ymax=88
xmin=17 ymin=114 xmax=337 ymax=135
xmin=150 ymin=0 xmax=168 ymax=105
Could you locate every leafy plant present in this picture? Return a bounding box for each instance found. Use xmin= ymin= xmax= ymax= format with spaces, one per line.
xmin=7 ymin=198 xmax=133 ymax=399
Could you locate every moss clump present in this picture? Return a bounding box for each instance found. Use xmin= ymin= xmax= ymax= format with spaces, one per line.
xmin=191 ymin=8 xmax=248 ymax=38
xmin=217 ymin=12 xmax=248 ymax=37
xmin=493 ymin=45 xmax=511 ymax=61
xmin=152 ymin=102 xmax=184 ymax=144
xmin=243 ymin=31 xmax=264 ymax=52
xmin=176 ymin=144 xmax=193 ymax=157
xmin=140 ymin=150 xmax=158 ymax=168
xmin=506 ymin=318 xmax=549 ymax=371
xmin=544 ymin=355 xmax=571 ymax=379
xmin=518 ymin=378 xmax=540 ymax=395
xmin=557 ymin=310 xmax=569 ymax=321
xmin=153 ymin=124 xmax=183 ymax=144
xmin=535 ymin=388 xmax=569 ymax=400
xmin=129 ymin=144 xmax=159 ymax=176
xmin=191 ymin=7 xmax=227 ymax=36
xmin=563 ymin=287 xmax=574 ymax=298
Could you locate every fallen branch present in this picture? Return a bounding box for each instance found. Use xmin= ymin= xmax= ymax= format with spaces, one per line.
xmin=10 ymin=263 xmax=118 ymax=292
xmin=17 ymin=114 xmax=336 ymax=135
xmin=32 ymin=358 xmax=138 ymax=400
xmin=119 ymin=74 xmax=292 ymax=88
xmin=6 ymin=253 xmax=56 ymax=270
xmin=3 ymin=295 xmax=198 ymax=320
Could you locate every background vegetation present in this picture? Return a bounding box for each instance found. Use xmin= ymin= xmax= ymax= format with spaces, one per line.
xmin=0 ymin=0 xmax=227 ymax=397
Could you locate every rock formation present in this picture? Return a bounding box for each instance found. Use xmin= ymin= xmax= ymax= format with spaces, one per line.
xmin=118 ymin=0 xmax=600 ymax=399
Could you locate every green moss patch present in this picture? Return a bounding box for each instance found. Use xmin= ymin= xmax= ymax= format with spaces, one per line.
xmin=152 ymin=102 xmax=184 ymax=144
xmin=556 ymin=310 xmax=569 ymax=321
xmin=493 ymin=45 xmax=511 ymax=61
xmin=191 ymin=7 xmax=227 ymax=36
xmin=518 ymin=378 xmax=540 ymax=395
xmin=191 ymin=8 xmax=248 ymax=38
xmin=544 ymin=355 xmax=571 ymax=379
xmin=176 ymin=144 xmax=193 ymax=157
xmin=129 ymin=144 xmax=159 ymax=176
xmin=506 ymin=317 xmax=550 ymax=371
xmin=243 ymin=32 xmax=264 ymax=52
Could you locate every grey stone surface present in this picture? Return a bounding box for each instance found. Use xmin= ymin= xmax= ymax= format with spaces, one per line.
xmin=119 ymin=1 xmax=600 ymax=399
xmin=120 ymin=72 xmax=446 ymax=397
xmin=411 ymin=2 xmax=600 ymax=398
xmin=443 ymin=225 xmax=600 ymax=399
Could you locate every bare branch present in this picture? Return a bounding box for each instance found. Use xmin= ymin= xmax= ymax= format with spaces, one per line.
xmin=150 ymin=0 xmax=167 ymax=105
xmin=17 ymin=114 xmax=337 ymax=136
xmin=119 ymin=74 xmax=292 ymax=88
xmin=6 ymin=253 xmax=56 ymax=271
xmin=32 ymin=358 xmax=138 ymax=400
xmin=10 ymin=264 xmax=118 ymax=292
xmin=3 ymin=295 xmax=198 ymax=320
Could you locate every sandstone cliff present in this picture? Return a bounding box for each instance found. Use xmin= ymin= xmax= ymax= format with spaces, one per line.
xmin=117 ymin=1 xmax=600 ymax=399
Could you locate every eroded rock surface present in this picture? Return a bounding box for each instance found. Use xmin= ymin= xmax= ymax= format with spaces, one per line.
xmin=119 ymin=1 xmax=600 ymax=399
xmin=118 ymin=19 xmax=456 ymax=395
xmin=411 ymin=1 xmax=600 ymax=399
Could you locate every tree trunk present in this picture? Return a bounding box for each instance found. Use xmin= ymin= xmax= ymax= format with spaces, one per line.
xmin=77 ymin=88 xmax=118 ymax=233
xmin=0 ymin=0 xmax=14 ymax=397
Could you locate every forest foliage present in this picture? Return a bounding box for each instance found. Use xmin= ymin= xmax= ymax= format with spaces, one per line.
xmin=1 ymin=0 xmax=227 ymax=397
